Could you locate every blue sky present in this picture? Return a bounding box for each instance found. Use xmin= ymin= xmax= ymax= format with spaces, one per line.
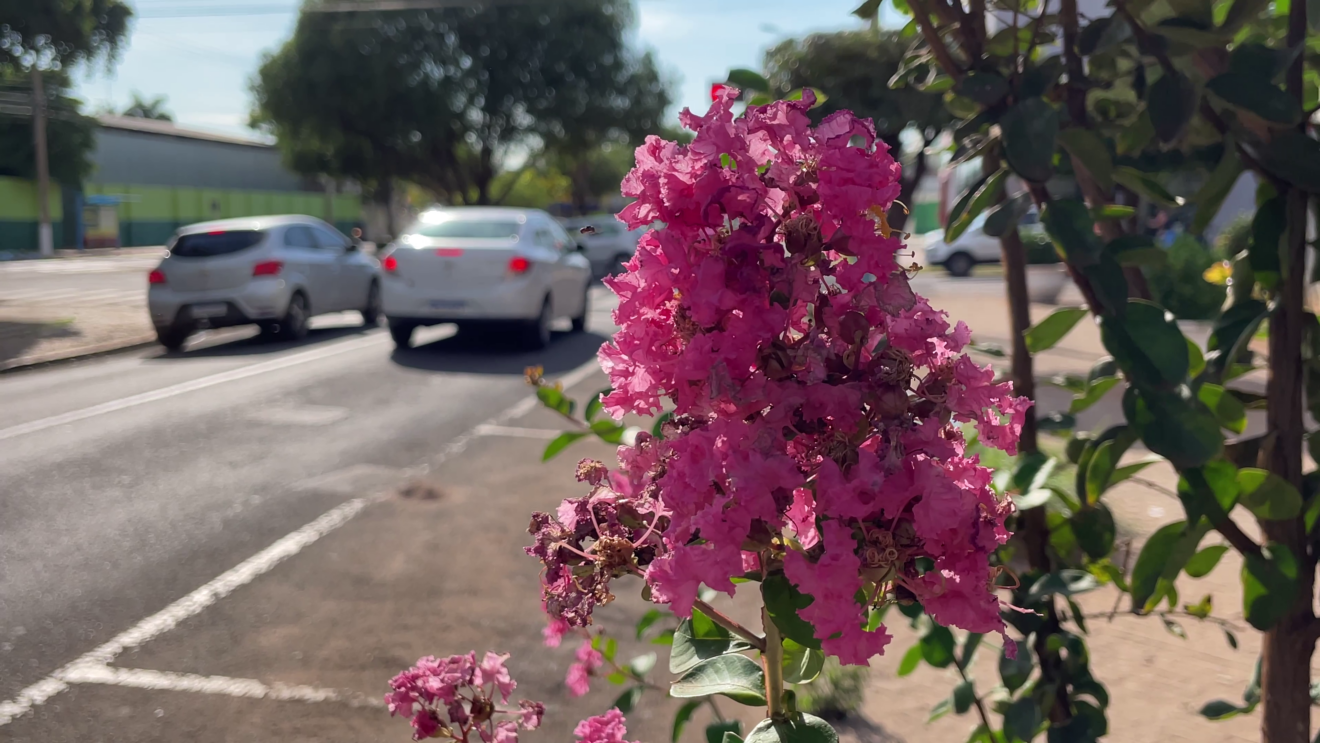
xmin=74 ymin=0 xmax=891 ymax=139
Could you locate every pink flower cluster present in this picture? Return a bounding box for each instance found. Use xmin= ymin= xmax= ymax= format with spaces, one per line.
xmin=528 ymin=88 xmax=1029 ymax=665
xmin=566 ymin=640 xmax=605 ymax=697
xmin=386 ymin=652 xmax=544 ymax=741
xmin=574 ymin=709 xmax=640 ymax=743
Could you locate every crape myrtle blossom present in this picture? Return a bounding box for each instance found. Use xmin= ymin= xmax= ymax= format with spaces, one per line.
xmin=386 ymin=652 xmax=544 ymax=741
xmin=574 ymin=709 xmax=640 ymax=743
xmin=527 ymin=87 xmax=1029 ymax=667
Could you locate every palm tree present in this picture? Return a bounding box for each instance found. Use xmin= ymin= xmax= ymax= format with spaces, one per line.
xmin=121 ymin=92 xmax=172 ymax=121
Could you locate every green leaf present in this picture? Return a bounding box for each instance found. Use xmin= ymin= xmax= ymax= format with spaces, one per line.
xmin=1026 ymin=569 xmax=1102 ymax=603
xmin=1092 ymin=204 xmax=1136 ymax=220
xmin=1113 ymin=167 xmax=1182 ymax=207
xmin=785 ymin=88 xmax=828 ymax=108
xmin=1038 ymin=411 xmax=1077 ymax=431
xmin=851 ymin=0 xmax=883 ymax=18
xmin=920 ymin=625 xmax=956 ymax=668
xmin=1148 ymin=70 xmax=1198 ymax=143
xmin=1084 ymin=440 xmax=1118 ymax=505
xmin=651 ymin=411 xmax=673 ymax=439
xmin=1118 ymin=110 xmax=1155 ymax=155
xmin=745 ymin=714 xmax=838 ymax=743
xmin=1042 ymin=199 xmax=1105 ymax=267
xmin=1109 ymin=456 xmax=1162 ymax=487
xmin=762 ymin=575 xmax=821 ymax=649
xmin=636 ymin=609 xmax=665 ymax=640
xmin=590 ymin=419 xmax=626 ymax=444
xmin=1073 ymin=505 xmax=1118 ymax=559
xmin=1003 ymin=697 xmax=1042 ymax=742
xmin=782 ymin=639 xmax=825 ymax=684
xmin=999 ymin=643 xmax=1034 ymax=693
xmin=953 ymin=680 xmax=975 ymax=714
xmin=1187 ymin=336 xmax=1206 ymax=379
xmin=956 ymin=72 xmax=1011 ymax=106
xmin=897 ymin=643 xmax=923 ymax=677
xmin=1237 ymin=468 xmax=1303 ymax=520
xmin=670 ymin=609 xmax=753 ymax=674
xmin=1130 ymin=521 xmax=1189 ymax=611
xmin=1255 ymin=129 xmax=1320 ymax=193
xmin=1200 ymin=699 xmax=1252 ymax=720
xmin=960 ymin=633 xmax=983 ymax=666
xmin=1001 ymin=97 xmax=1060 ymax=182
xmin=1024 ymin=306 xmax=1088 ymax=354
xmin=1101 ymin=300 xmax=1190 ymax=388
xmin=726 ymin=68 xmax=770 ymax=93
xmin=671 ymin=654 xmax=767 ymax=706
xmin=1221 ymin=0 xmax=1271 ymax=32
xmin=946 ymin=169 xmax=1008 ymax=242
xmin=1185 ymin=545 xmax=1229 ymax=578
xmin=584 ymin=387 xmax=611 ymax=421
xmin=542 ymin=431 xmax=589 ymax=461
xmin=672 ymin=700 xmax=704 ymax=743
xmin=983 ymin=193 xmax=1032 ymax=239
xmin=707 ymin=721 xmax=744 ymax=743
xmin=1177 ymin=461 xmax=1240 ymax=524
xmin=612 ymin=686 xmax=644 ymax=714
xmin=1196 ymin=383 xmax=1247 ymax=434
xmin=1242 ymin=543 xmax=1299 ymax=630
xmin=928 ymin=697 xmax=953 ymax=723
xmin=1207 ymin=73 xmax=1302 ymax=126
xmin=536 ymin=385 xmax=575 ymax=416
xmin=945 ymin=171 xmax=991 ymax=233
xmin=1058 ymin=128 xmax=1115 ymax=190
xmin=1190 ymin=138 xmax=1245 ymax=235
xmin=1071 ymin=377 xmax=1120 ymax=414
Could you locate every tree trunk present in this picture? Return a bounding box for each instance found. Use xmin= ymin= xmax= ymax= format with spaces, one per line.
xmin=1260 ymin=186 xmax=1315 ymax=743
xmin=474 ymin=145 xmax=494 ymax=206
xmin=893 ymin=151 xmax=928 ymax=233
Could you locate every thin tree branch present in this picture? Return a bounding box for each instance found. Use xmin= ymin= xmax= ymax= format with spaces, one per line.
xmin=907 ymin=0 xmax=965 ymax=82
xmin=693 ymin=599 xmax=767 ymax=652
xmin=953 ymin=652 xmax=995 ymax=734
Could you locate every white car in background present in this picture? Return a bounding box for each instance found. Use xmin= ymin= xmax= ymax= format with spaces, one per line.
xmin=558 ymin=215 xmax=647 ymax=277
xmin=379 ymin=207 xmax=593 ymax=350
xmin=922 ymin=210 xmax=1044 ymax=277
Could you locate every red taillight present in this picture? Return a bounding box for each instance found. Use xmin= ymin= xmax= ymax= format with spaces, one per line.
xmin=252 ymin=260 xmax=283 ymax=277
xmin=383 ymin=255 xmax=398 ymax=272
xmin=435 ymin=248 xmax=464 ymax=257
xmin=148 ymin=269 xmax=166 ymax=285
xmin=508 ymin=256 xmax=531 ymax=274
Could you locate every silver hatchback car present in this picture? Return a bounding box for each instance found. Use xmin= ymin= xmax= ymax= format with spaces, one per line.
xmin=147 ymin=215 xmax=383 ymax=351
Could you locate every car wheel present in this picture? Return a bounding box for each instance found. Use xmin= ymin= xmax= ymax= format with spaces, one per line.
xmin=274 ymin=292 xmax=310 ymax=341
xmin=523 ymin=297 xmax=552 ymax=350
xmin=389 ymin=320 xmax=415 ymax=349
xmin=570 ymin=286 xmax=589 ymax=333
xmin=155 ymin=326 xmax=191 ymax=352
xmin=944 ymin=252 xmax=975 ymax=278
xmin=361 ymin=280 xmax=382 ymax=327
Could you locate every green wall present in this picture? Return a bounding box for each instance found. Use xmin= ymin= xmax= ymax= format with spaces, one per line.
xmin=0 ymin=176 xmax=363 ymax=252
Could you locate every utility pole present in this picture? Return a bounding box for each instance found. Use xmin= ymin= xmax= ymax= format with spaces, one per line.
xmin=32 ymin=67 xmax=54 ymax=257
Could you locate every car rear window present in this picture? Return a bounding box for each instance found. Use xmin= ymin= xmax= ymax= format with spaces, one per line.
xmin=407 ymin=220 xmax=521 ymax=239
xmin=172 ymin=230 xmax=265 ymax=258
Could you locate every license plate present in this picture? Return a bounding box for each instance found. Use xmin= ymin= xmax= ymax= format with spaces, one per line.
xmin=429 ymin=299 xmax=465 ymax=310
xmin=191 ymin=302 xmax=228 ymax=318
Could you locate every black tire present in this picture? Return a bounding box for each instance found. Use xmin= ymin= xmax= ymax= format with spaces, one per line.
xmin=361 ymin=280 xmax=382 ymax=327
xmin=944 ymin=252 xmax=975 ymax=278
xmin=275 ymin=292 xmax=310 ymax=341
xmin=155 ymin=326 xmax=191 ymax=352
xmin=609 ymin=253 xmax=631 ymax=277
xmin=389 ymin=320 xmax=415 ymax=349
xmin=523 ymin=297 xmax=552 ymax=350
xmin=570 ymin=286 xmax=589 ymax=333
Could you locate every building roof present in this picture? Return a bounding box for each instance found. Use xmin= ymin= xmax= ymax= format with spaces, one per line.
xmin=96 ymin=115 xmax=273 ymax=148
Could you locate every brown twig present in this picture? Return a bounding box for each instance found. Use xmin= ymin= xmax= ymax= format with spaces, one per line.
xmin=907 ymin=0 xmax=964 ymax=82
xmin=1127 ymin=478 xmax=1263 ymax=557
xmin=693 ymin=598 xmax=767 ymax=652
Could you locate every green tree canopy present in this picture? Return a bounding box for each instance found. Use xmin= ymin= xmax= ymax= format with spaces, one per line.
xmin=763 ymin=29 xmax=953 ymax=228
xmin=0 ymin=0 xmax=132 ymax=69
xmin=252 ymin=0 xmax=670 ymax=206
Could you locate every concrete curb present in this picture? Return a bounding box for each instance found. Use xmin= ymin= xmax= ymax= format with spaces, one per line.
xmin=0 ymin=334 xmax=157 ymax=373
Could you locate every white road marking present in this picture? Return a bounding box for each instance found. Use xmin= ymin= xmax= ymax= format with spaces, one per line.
xmin=0 ymin=350 xmax=609 ymax=724
xmin=0 ymin=333 xmax=387 ymax=442
xmin=0 ymin=257 xmax=162 ymax=274
xmin=61 ymin=665 xmax=382 ymax=708
xmin=0 ymin=496 xmax=374 ymax=725
xmin=473 ymin=423 xmax=561 ymax=439
xmin=246 ymin=404 xmax=351 ymax=426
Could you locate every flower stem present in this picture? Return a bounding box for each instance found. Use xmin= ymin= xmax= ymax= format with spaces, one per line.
xmin=693 ymin=598 xmax=767 ymax=652
xmin=761 ymin=605 xmax=785 ymax=720
xmin=953 ymin=653 xmax=994 ymax=735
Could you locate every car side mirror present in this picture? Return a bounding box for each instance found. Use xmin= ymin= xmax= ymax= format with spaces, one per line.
xmin=344 ymin=242 xmax=359 ymax=252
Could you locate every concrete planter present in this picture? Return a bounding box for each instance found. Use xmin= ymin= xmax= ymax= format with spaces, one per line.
xmin=1027 ymin=264 xmax=1068 ymax=304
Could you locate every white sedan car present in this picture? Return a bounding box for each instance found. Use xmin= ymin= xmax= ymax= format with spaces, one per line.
xmin=380 ymin=207 xmax=593 ymax=350
xmin=922 ymin=210 xmax=1044 ymax=277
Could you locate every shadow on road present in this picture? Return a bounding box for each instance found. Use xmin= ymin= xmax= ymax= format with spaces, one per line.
xmin=0 ymin=319 xmax=80 ymax=366
xmin=390 ymin=327 xmax=607 ymax=376
xmin=145 ymin=324 xmax=378 ymax=361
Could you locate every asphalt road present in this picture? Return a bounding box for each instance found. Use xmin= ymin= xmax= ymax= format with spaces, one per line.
xmin=0 ymin=288 xmax=615 ymax=708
